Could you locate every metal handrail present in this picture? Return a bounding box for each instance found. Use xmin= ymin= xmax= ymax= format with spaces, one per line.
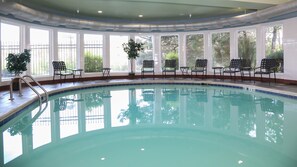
xmin=9 ymin=75 xmax=48 ymax=107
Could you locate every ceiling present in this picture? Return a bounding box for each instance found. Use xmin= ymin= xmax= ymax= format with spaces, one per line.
xmin=1 ymin=0 xmax=297 ymax=32
xmin=18 ymin=0 xmax=292 ymax=23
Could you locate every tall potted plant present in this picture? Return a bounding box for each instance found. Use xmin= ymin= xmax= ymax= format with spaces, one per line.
xmin=123 ymin=39 xmax=144 ymax=76
xmin=6 ymin=49 xmax=31 ymax=90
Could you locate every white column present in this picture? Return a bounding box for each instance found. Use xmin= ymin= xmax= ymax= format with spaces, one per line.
xmin=179 ymin=33 xmax=186 ymax=67
xmin=204 ymin=32 xmax=212 ymax=74
xmin=153 ymin=34 xmax=161 ymax=73
xmin=230 ymin=29 xmax=237 ymax=59
xmin=256 ymin=25 xmax=266 ymax=66
xmin=103 ymin=34 xmax=110 ymax=68
xmin=22 ymin=25 xmax=31 ymax=75
xmin=52 ymin=29 xmax=58 ymax=60
xmin=78 ymin=31 xmax=84 ymax=71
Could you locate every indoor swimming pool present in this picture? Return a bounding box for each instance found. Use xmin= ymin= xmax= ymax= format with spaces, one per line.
xmin=1 ymin=83 xmax=297 ymax=167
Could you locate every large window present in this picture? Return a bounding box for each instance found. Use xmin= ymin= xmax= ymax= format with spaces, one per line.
xmin=84 ymin=34 xmax=103 ymax=73
xmin=1 ymin=23 xmax=20 ymax=79
xmin=58 ymin=32 xmax=77 ymax=69
xmin=30 ymin=28 xmax=50 ymax=76
xmin=238 ymin=29 xmax=256 ymax=68
xmin=212 ymin=32 xmax=230 ymax=67
xmin=265 ymin=25 xmax=283 ymax=72
xmin=135 ymin=35 xmax=153 ymax=72
xmin=186 ymin=34 xmax=204 ymax=67
xmin=161 ymin=35 xmax=179 ymax=68
xmin=110 ymin=35 xmax=129 ymax=72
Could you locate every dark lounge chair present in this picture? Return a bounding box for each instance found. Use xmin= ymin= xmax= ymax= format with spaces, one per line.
xmin=162 ymin=59 xmax=177 ymax=78
xmin=141 ymin=60 xmax=155 ymax=79
xmin=222 ymin=59 xmax=242 ymax=80
xmin=254 ymin=58 xmax=277 ymax=83
xmin=52 ymin=61 xmax=74 ymax=81
xmin=191 ymin=59 xmax=208 ymax=79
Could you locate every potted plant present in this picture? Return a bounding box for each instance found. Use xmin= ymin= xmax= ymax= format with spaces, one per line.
xmin=6 ymin=49 xmax=31 ymax=90
xmin=123 ymin=39 xmax=144 ymax=76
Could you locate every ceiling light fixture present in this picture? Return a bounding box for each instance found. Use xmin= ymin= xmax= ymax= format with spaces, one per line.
xmin=98 ymin=10 xmax=103 ymax=14
xmin=138 ymin=15 xmax=143 ymax=18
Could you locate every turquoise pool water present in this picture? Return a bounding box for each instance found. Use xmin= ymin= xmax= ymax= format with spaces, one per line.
xmin=1 ymin=84 xmax=297 ymax=167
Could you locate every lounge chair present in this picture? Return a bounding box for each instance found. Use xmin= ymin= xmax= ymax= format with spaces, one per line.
xmin=254 ymin=58 xmax=277 ymax=83
xmin=162 ymin=59 xmax=177 ymax=78
xmin=52 ymin=61 xmax=74 ymax=81
xmin=222 ymin=59 xmax=242 ymax=80
xmin=191 ymin=59 xmax=208 ymax=79
xmin=141 ymin=60 xmax=155 ymax=79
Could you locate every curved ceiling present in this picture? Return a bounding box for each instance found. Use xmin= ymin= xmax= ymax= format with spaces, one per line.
xmin=9 ymin=0 xmax=292 ymax=22
xmin=0 ymin=0 xmax=297 ymax=32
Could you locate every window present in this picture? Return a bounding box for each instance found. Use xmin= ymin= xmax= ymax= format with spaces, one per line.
xmin=84 ymin=34 xmax=103 ymax=73
xmin=30 ymin=28 xmax=50 ymax=76
xmin=238 ymin=29 xmax=256 ymax=67
xmin=58 ymin=32 xmax=77 ymax=69
xmin=212 ymin=32 xmax=230 ymax=67
xmin=186 ymin=34 xmax=204 ymax=67
xmin=161 ymin=35 xmax=179 ymax=68
xmin=135 ymin=35 xmax=153 ymax=72
xmin=265 ymin=25 xmax=283 ymax=72
xmin=110 ymin=35 xmax=129 ymax=72
xmin=1 ymin=23 xmax=20 ymax=79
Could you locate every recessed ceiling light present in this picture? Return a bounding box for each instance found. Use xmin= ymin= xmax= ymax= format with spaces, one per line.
xmin=98 ymin=10 xmax=103 ymax=14
xmin=138 ymin=15 xmax=143 ymax=18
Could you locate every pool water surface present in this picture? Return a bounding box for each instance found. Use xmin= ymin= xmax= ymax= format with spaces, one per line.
xmin=1 ymin=84 xmax=297 ymax=167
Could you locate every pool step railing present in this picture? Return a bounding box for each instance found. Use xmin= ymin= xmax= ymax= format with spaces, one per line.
xmin=9 ymin=75 xmax=49 ymax=107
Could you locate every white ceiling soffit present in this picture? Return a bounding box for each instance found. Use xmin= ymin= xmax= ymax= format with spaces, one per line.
xmin=0 ymin=1 xmax=297 ymax=32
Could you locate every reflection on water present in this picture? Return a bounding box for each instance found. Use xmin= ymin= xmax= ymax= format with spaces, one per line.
xmin=1 ymin=84 xmax=297 ymax=167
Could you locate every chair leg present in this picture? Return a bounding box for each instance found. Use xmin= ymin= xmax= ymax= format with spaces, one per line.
xmin=274 ymin=72 xmax=276 ymax=83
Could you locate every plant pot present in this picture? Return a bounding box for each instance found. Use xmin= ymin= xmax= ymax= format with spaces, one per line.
xmin=12 ymin=78 xmax=20 ymax=91
xmin=129 ymin=72 xmax=135 ymax=76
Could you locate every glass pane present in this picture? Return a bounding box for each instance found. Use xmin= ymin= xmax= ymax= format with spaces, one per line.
xmin=135 ymin=35 xmax=153 ymax=72
xmin=186 ymin=34 xmax=204 ymax=68
xmin=30 ymin=28 xmax=50 ymax=76
xmin=58 ymin=32 xmax=77 ymax=69
xmin=84 ymin=34 xmax=103 ymax=73
xmin=110 ymin=35 xmax=129 ymax=72
xmin=265 ymin=25 xmax=283 ymax=72
xmin=161 ymin=35 xmax=179 ymax=68
xmin=238 ymin=30 xmax=256 ymax=68
xmin=212 ymin=32 xmax=230 ymax=67
xmin=1 ymin=23 xmax=20 ymax=80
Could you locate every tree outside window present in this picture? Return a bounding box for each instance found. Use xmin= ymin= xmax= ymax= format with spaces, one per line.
xmin=186 ymin=34 xmax=204 ymax=68
xmin=212 ymin=32 xmax=230 ymax=67
xmin=135 ymin=36 xmax=153 ymax=72
xmin=161 ymin=35 xmax=179 ymax=68
xmin=238 ymin=30 xmax=256 ymax=68
xmin=84 ymin=34 xmax=103 ymax=73
xmin=265 ymin=25 xmax=283 ymax=72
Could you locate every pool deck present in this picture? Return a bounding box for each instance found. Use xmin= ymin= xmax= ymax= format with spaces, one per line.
xmin=1 ymin=78 xmax=297 ymax=123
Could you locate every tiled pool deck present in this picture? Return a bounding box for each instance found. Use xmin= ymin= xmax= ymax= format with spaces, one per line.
xmin=1 ymin=78 xmax=297 ymax=123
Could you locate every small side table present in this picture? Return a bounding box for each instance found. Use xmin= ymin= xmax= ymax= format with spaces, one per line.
xmin=241 ymin=67 xmax=252 ymax=80
xmin=72 ymin=69 xmax=83 ymax=78
xmin=102 ymin=68 xmax=111 ymax=78
xmin=212 ymin=67 xmax=223 ymax=79
xmin=180 ymin=66 xmax=190 ymax=76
